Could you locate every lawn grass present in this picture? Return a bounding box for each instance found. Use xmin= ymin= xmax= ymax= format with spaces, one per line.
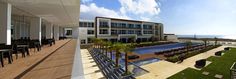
xmin=168 ymin=48 xmax=236 ymax=79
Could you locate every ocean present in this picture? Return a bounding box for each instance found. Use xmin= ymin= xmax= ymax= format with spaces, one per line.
xmin=177 ymin=35 xmax=236 ymax=39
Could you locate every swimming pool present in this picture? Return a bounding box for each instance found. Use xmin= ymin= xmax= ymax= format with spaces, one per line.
xmin=121 ymin=58 xmax=160 ymax=77
xmin=133 ymin=43 xmax=198 ymax=54
xmin=131 ymin=58 xmax=160 ymax=66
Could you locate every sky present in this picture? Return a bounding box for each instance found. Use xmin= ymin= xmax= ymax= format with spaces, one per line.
xmin=80 ymin=0 xmax=236 ymax=36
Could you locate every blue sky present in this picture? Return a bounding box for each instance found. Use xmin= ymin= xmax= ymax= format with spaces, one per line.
xmin=80 ymin=0 xmax=236 ymax=36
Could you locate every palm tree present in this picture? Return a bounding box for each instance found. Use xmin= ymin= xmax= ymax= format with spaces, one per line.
xmin=214 ymin=37 xmax=218 ymax=46
xmin=130 ymin=36 xmax=136 ymax=43
xmin=122 ymin=44 xmax=134 ymax=75
xmin=150 ymin=36 xmax=156 ymax=43
xmin=202 ymin=39 xmax=208 ymax=48
xmin=92 ymin=38 xmax=101 ymax=48
xmin=107 ymin=41 xmax=114 ymax=59
xmin=91 ymin=37 xmax=97 ymax=48
xmin=104 ymin=41 xmax=112 ymax=56
xmin=96 ymin=38 xmax=103 ymax=49
xmin=100 ymin=40 xmax=105 ymax=53
xmin=185 ymin=41 xmax=192 ymax=52
xmin=112 ymin=42 xmax=124 ymax=67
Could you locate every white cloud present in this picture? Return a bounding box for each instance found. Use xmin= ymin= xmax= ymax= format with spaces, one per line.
xmin=80 ymin=0 xmax=161 ymax=22
xmin=119 ymin=0 xmax=160 ymax=21
xmin=81 ymin=0 xmax=93 ymax=3
xmin=80 ymin=3 xmax=130 ymax=20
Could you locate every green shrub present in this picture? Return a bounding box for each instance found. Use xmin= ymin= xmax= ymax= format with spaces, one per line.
xmin=135 ymin=42 xmax=175 ymax=47
xmin=166 ymin=55 xmax=180 ymax=63
xmin=166 ymin=45 xmax=221 ymax=63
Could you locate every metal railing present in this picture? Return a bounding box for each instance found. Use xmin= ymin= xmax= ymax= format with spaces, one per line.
xmin=230 ymin=62 xmax=236 ymax=79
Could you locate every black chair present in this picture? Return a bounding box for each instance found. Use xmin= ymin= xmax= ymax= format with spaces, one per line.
xmin=12 ymin=43 xmax=26 ymax=59
xmin=0 ymin=44 xmax=13 ymax=67
xmin=215 ymin=51 xmax=222 ymax=56
xmin=224 ymin=47 xmax=230 ymax=51
xmin=195 ymin=59 xmax=206 ymax=68
xmin=32 ymin=40 xmax=41 ymax=51
xmin=17 ymin=42 xmax=30 ymax=56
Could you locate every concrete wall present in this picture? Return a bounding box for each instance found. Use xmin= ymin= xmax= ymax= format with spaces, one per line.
xmin=72 ymin=27 xmax=79 ymax=39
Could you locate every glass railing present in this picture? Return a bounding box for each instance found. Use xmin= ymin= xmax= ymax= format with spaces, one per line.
xmin=127 ymin=62 xmax=150 ymax=77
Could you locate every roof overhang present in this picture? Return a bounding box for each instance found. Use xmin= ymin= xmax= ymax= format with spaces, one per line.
xmin=1 ymin=0 xmax=80 ymax=26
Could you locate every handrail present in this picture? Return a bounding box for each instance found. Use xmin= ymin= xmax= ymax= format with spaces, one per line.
xmin=230 ymin=62 xmax=236 ymax=71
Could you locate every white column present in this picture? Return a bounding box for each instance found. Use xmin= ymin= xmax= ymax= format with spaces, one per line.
xmin=53 ymin=26 xmax=59 ymax=40
xmin=30 ymin=17 xmax=42 ymax=44
xmin=41 ymin=25 xmax=46 ymax=38
xmin=0 ymin=3 xmax=12 ymax=45
xmin=59 ymin=27 xmax=64 ymax=37
xmin=46 ymin=23 xmax=53 ymax=39
xmin=72 ymin=27 xmax=79 ymax=39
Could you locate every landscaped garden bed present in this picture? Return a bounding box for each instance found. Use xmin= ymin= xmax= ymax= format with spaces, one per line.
xmin=166 ymin=45 xmax=221 ymax=63
xmin=168 ymin=48 xmax=236 ymax=79
xmin=134 ymin=42 xmax=176 ymax=48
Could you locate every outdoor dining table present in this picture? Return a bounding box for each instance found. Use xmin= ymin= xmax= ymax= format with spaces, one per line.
xmin=17 ymin=45 xmax=30 ymax=56
xmin=0 ymin=49 xmax=13 ymax=67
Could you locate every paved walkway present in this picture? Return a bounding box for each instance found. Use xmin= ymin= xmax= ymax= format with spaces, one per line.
xmin=136 ymin=46 xmax=236 ymax=79
xmin=0 ymin=39 xmax=71 ymax=79
xmin=21 ymin=39 xmax=77 ymax=79
xmin=80 ymin=49 xmax=104 ymax=79
xmin=178 ymin=46 xmax=227 ymax=69
xmin=137 ymin=61 xmax=188 ymax=79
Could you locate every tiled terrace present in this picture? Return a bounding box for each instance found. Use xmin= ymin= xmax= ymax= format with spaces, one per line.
xmin=0 ymin=39 xmax=77 ymax=79
xmin=80 ymin=49 xmax=104 ymax=79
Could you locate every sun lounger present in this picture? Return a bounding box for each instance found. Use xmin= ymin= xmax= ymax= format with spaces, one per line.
xmin=214 ymin=74 xmax=223 ymax=79
xmin=202 ymin=71 xmax=209 ymax=75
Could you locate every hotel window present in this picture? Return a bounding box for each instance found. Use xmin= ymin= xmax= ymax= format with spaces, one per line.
xmin=121 ymin=30 xmax=126 ymax=34
xmin=66 ymin=30 xmax=72 ymax=35
xmin=118 ymin=30 xmax=122 ymax=34
xmin=79 ymin=22 xmax=85 ymax=27
xmin=143 ymin=30 xmax=153 ymax=34
xmin=87 ymin=38 xmax=93 ymax=43
xmin=84 ymin=22 xmax=88 ymax=27
xmin=155 ymin=30 xmax=159 ymax=35
xmin=87 ymin=30 xmax=94 ymax=34
xmin=99 ymin=29 xmax=108 ymax=34
xmin=128 ymin=24 xmax=134 ymax=28
xmin=143 ymin=25 xmax=152 ymax=29
xmin=128 ymin=30 xmax=134 ymax=34
xmin=117 ymin=23 xmax=122 ymax=28
xmin=111 ymin=30 xmax=117 ymax=35
xmin=81 ymin=39 xmax=86 ymax=44
xmin=79 ymin=22 xmax=82 ymax=27
xmin=111 ymin=22 xmax=115 ymax=27
xmin=135 ymin=30 xmax=141 ymax=35
xmin=99 ymin=21 xmax=109 ymax=28
xmin=88 ymin=23 xmax=94 ymax=27
xmin=135 ymin=24 xmax=141 ymax=28
xmin=121 ymin=23 xmax=126 ymax=28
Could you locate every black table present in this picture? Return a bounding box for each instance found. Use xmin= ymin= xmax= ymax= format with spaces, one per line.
xmin=0 ymin=49 xmax=13 ymax=67
xmin=17 ymin=45 xmax=30 ymax=56
xmin=34 ymin=42 xmax=41 ymax=51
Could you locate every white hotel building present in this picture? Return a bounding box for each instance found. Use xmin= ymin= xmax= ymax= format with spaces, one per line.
xmin=79 ymin=17 xmax=164 ymax=45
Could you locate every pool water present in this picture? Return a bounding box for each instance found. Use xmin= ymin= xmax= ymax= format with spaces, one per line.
xmin=109 ymin=53 xmax=160 ymax=67
xmin=133 ymin=43 xmax=198 ymax=54
xmin=108 ymin=51 xmax=160 ymax=77
xmin=131 ymin=58 xmax=160 ymax=66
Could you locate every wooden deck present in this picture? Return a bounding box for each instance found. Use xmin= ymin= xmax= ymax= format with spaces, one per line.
xmin=0 ymin=39 xmax=77 ymax=79
xmin=128 ymin=53 xmax=166 ymax=62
